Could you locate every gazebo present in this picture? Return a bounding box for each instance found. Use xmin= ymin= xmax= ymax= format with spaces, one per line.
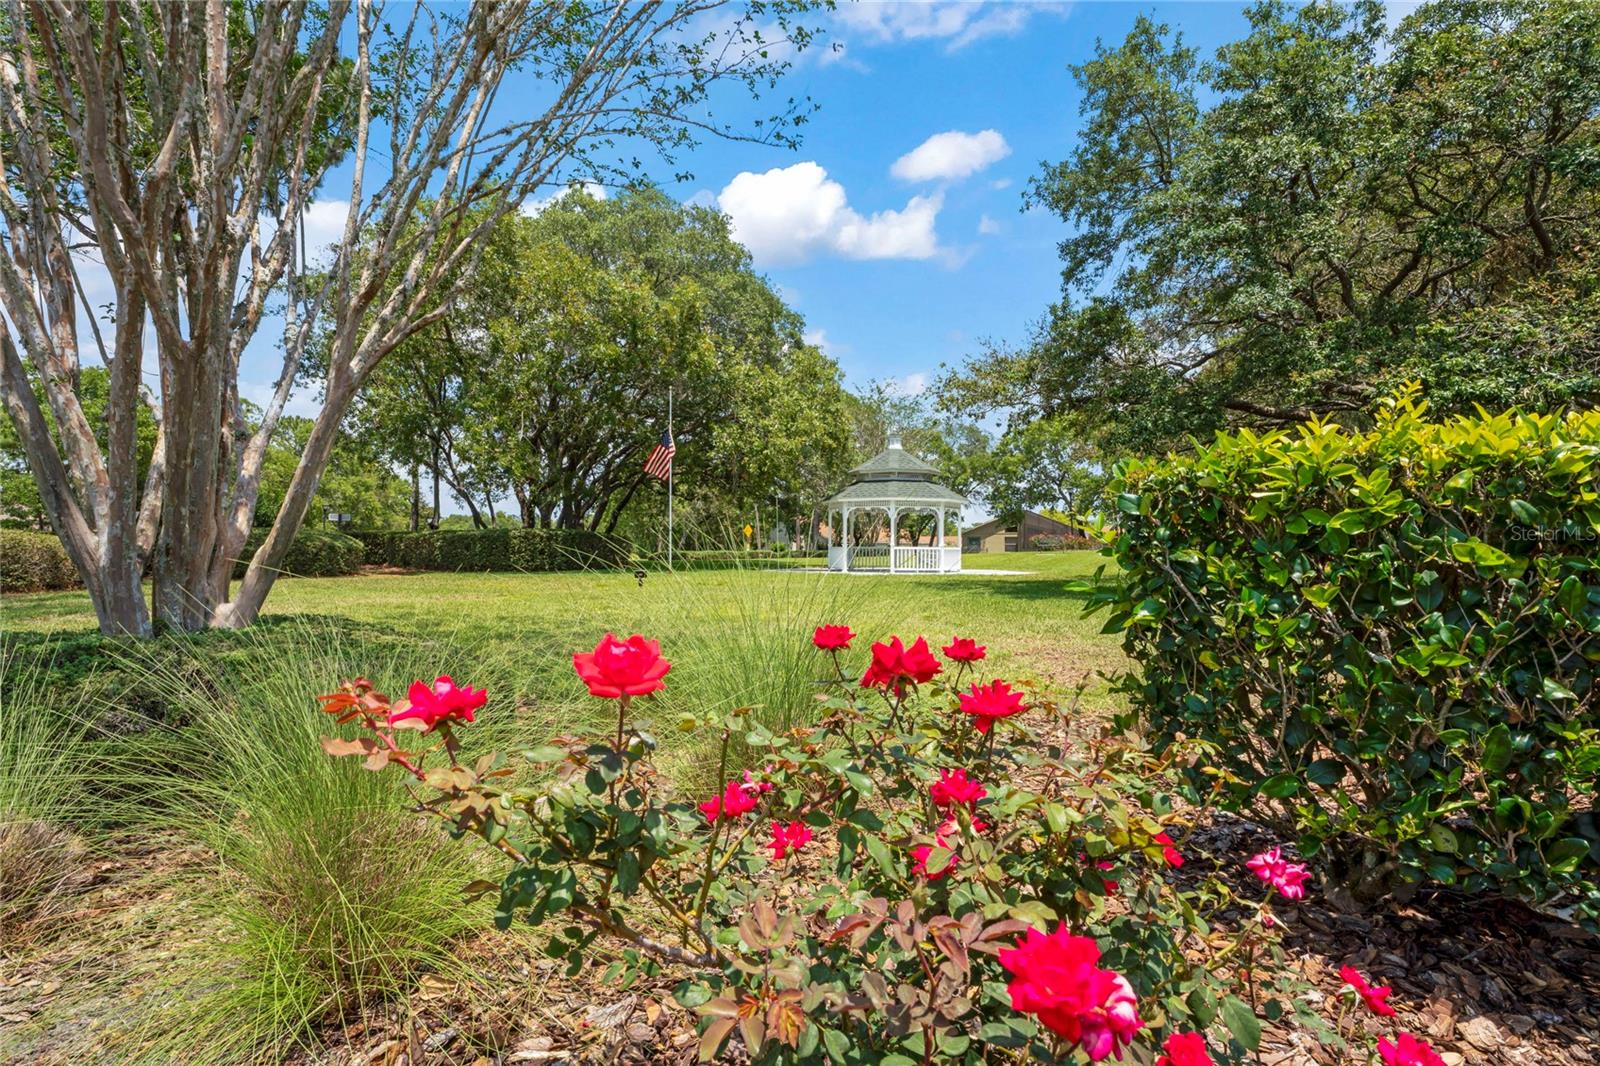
xmin=821 ymin=435 xmax=966 ymax=573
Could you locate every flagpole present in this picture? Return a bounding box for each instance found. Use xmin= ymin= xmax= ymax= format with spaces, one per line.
xmin=666 ymin=387 xmax=673 ymax=570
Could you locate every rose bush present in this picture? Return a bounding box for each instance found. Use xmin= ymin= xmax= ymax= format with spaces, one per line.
xmin=319 ymin=631 xmax=1350 ymax=1063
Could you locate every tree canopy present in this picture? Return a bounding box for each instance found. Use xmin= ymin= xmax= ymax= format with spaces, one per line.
xmin=942 ymin=0 xmax=1600 ymax=455
xmin=349 ymin=188 xmax=856 ymax=544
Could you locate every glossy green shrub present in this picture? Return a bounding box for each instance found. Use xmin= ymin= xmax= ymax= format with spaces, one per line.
xmin=232 ymin=529 xmax=364 ymax=578
xmin=351 ymin=528 xmax=630 ymax=572
xmin=1090 ymin=389 xmax=1600 ymax=924
xmin=0 ymin=530 xmax=80 ymax=591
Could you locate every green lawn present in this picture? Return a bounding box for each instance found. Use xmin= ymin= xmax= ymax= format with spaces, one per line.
xmin=1 ymin=551 xmax=1126 ymax=1064
xmin=2 ymin=551 xmax=1123 ymax=702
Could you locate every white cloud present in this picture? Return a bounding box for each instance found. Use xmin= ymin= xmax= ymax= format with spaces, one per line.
xmin=977 ymin=214 xmax=1001 ymax=236
xmin=834 ymin=2 xmax=1070 ymax=52
xmin=990 ymin=177 xmax=1013 ymax=191
xmin=716 ymin=162 xmax=942 ymax=266
xmin=299 ymin=199 xmax=351 ymax=266
xmin=804 ymin=328 xmax=848 ymax=358
xmin=889 ymin=371 xmax=929 ymax=397
xmin=818 ymin=39 xmax=871 ymax=72
xmin=519 ymin=181 xmax=607 ymax=217
xmin=891 ymin=129 xmax=1010 ymax=183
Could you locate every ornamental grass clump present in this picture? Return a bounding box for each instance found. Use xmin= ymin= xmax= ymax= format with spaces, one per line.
xmin=0 ymin=648 xmax=96 ymax=947
xmin=320 ymin=628 xmax=1356 ymax=1063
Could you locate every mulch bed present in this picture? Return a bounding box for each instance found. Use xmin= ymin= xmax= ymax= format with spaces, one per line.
xmin=1184 ymin=815 xmax=1600 ymax=1066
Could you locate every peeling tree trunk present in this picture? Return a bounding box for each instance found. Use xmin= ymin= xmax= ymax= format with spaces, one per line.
xmin=0 ymin=1 xmax=809 ymax=634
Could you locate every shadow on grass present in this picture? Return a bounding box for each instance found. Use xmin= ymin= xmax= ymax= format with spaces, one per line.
xmin=924 ymin=574 xmax=1115 ymax=604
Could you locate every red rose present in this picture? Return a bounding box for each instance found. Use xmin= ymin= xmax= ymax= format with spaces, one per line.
xmin=1339 ymin=965 xmax=1397 ymax=1017
xmin=1153 ymin=831 xmax=1184 ymax=868
xmin=859 ymin=636 xmax=942 ymax=696
xmin=699 ymin=778 xmax=759 ymax=823
xmin=1378 ymin=1034 xmax=1446 ymax=1066
xmin=573 ymin=633 xmax=670 ymax=699
xmin=998 ymin=925 xmax=1142 ymax=1062
xmin=387 ymin=675 xmax=486 ymax=731
xmin=929 ymin=768 xmax=987 ymax=809
xmin=812 ymin=624 xmax=855 ymax=651
xmin=1156 ymin=1031 xmax=1214 ymax=1066
xmin=957 ymin=679 xmax=1027 ymax=734
xmin=767 ymin=820 xmax=813 ymax=860
xmin=941 ymin=636 xmax=986 ymax=662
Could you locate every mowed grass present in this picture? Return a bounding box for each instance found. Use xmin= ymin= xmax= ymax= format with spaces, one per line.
xmin=0 ymin=552 xmax=1125 ymax=1064
xmin=1 ymin=551 xmax=1124 ymax=711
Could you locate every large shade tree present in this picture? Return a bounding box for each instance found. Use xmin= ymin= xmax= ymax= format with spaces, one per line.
xmin=351 ymin=187 xmax=855 ymax=539
xmin=943 ymin=0 xmax=1600 ymax=454
xmin=0 ymin=0 xmax=816 ymax=635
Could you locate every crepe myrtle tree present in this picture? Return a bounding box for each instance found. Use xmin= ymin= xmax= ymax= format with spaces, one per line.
xmin=0 ymin=0 xmax=818 ymax=635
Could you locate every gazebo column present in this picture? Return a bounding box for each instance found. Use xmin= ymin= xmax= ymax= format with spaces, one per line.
xmin=888 ymin=506 xmax=899 ymax=573
xmin=937 ymin=506 xmax=946 ymax=569
xmin=842 ymin=507 xmax=852 ymax=572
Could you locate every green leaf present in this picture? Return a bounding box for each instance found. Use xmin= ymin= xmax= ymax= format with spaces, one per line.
xmin=1305 ymin=758 xmax=1345 ymax=787
xmin=1542 ymin=677 xmax=1578 ymax=702
xmin=1259 ymin=773 xmax=1301 ymax=799
xmin=1548 ymin=837 xmax=1593 ymax=874
xmin=863 ymin=834 xmax=899 ymax=879
xmin=1220 ymin=996 xmax=1261 ymax=1051
xmin=1557 ymin=576 xmax=1588 ymax=617
xmin=1450 ymin=538 xmax=1516 ymax=571
xmin=1481 ymin=723 xmax=1513 ymax=773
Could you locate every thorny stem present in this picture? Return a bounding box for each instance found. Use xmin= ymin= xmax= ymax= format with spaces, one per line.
xmin=692 ymin=725 xmax=733 ymax=927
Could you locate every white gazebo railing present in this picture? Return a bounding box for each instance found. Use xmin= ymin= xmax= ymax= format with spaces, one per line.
xmin=823 ymin=543 xmax=963 ymax=574
xmin=891 ymin=546 xmax=941 ymax=572
xmin=845 ymin=545 xmax=890 ymax=569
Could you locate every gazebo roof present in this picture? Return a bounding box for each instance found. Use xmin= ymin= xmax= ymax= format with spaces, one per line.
xmin=849 ymin=439 xmax=940 ymax=479
xmin=821 ymin=435 xmax=967 ymax=509
xmin=823 ymin=479 xmax=967 ymax=507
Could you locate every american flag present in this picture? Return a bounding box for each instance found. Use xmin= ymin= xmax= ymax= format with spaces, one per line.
xmin=644 ymin=428 xmax=675 ymax=480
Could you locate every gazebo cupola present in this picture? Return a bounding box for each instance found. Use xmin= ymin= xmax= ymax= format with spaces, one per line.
xmin=822 ymin=434 xmax=966 ymax=573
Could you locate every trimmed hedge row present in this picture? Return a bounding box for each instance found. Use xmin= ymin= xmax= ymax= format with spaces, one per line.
xmin=1091 ymin=391 xmax=1600 ymax=925
xmin=0 ymin=530 xmax=80 ymax=592
xmin=350 ymin=528 xmax=630 ymax=572
xmin=232 ymin=529 xmax=364 ymax=578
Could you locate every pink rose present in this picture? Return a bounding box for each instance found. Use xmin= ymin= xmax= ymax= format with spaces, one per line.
xmin=1246 ymin=846 xmax=1311 ymax=900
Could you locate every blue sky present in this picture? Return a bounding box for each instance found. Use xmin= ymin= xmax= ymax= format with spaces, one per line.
xmin=655 ymin=2 xmax=1275 ymax=399
xmin=232 ymin=1 xmax=1380 ymax=411
xmin=211 ymin=1 xmax=1422 ymax=514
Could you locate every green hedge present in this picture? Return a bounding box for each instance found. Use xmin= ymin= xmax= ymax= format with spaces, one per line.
xmin=350 ymin=528 xmax=630 ymax=572
xmin=232 ymin=529 xmax=364 ymax=578
xmin=0 ymin=530 xmax=80 ymax=592
xmin=1091 ymin=391 xmax=1600 ymax=925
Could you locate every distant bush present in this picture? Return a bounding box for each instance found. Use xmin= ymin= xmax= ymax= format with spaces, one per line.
xmin=351 ymin=528 xmax=629 ymax=572
xmin=232 ymin=529 xmax=364 ymax=579
xmin=1091 ymin=389 xmax=1600 ymax=925
xmin=672 ymin=548 xmax=821 ymax=570
xmin=1028 ymin=532 xmax=1099 ymax=551
xmin=0 ymin=530 xmax=80 ymax=591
